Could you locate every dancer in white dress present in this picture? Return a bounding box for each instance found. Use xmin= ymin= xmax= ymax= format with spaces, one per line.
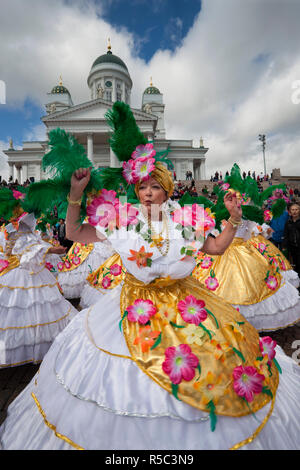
xmin=0 ymin=189 xmax=78 ymax=368
xmin=1 ymin=103 xmax=299 ymax=450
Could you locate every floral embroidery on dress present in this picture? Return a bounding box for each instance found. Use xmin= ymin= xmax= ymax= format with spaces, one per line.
xmin=127 ymin=246 xmax=153 ymax=268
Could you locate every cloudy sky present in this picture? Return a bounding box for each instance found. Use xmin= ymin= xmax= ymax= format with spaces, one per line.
xmin=1 ymin=0 xmax=300 ymax=181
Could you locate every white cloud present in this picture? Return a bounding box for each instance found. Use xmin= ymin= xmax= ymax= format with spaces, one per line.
xmin=1 ymin=0 xmax=300 ymax=180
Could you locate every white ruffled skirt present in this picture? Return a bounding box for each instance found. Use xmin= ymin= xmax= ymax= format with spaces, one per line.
xmin=0 ymin=266 xmax=78 ymax=368
xmin=55 ymin=241 xmax=114 ymax=299
xmin=1 ymin=284 xmax=300 ymax=450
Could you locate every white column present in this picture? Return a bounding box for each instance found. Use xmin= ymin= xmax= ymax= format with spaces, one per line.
xmin=22 ymin=163 xmax=28 ymax=183
xmin=8 ymin=163 xmax=14 ymax=181
xmin=113 ymin=78 xmax=117 ymax=102
xmin=110 ymin=148 xmax=120 ymax=168
xmin=200 ymin=160 xmax=206 ymax=180
xmin=87 ymin=133 xmax=94 ymax=164
xmin=15 ymin=165 xmax=21 ymax=183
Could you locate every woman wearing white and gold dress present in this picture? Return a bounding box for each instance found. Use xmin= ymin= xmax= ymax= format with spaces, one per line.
xmin=50 ymin=239 xmax=114 ymax=299
xmin=1 ymin=105 xmax=300 ymax=450
xmin=0 ymin=196 xmax=78 ymax=368
xmin=193 ymin=218 xmax=300 ymax=332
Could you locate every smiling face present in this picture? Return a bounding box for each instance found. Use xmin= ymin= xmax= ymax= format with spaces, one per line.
xmin=138 ymin=177 xmax=168 ymax=219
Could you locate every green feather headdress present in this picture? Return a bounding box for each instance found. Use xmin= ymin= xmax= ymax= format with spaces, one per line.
xmin=24 ymin=102 xmax=174 ymax=219
xmin=180 ymin=164 xmax=288 ymax=229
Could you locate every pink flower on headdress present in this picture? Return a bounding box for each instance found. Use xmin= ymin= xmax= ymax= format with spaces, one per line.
xmin=86 ymin=198 xmax=117 ymax=228
xmin=131 ymin=143 xmax=156 ymax=160
xmin=233 ymin=365 xmax=265 ymax=402
xmin=162 ymin=344 xmax=199 ymax=385
xmin=133 ymin=156 xmax=156 ymax=181
xmin=12 ymin=189 xmax=25 ymax=200
xmin=122 ymin=160 xmax=139 ymax=184
xmin=127 ymin=299 xmax=157 ymax=325
xmin=220 ymin=183 xmax=230 ymax=191
xmin=259 ymin=336 xmax=277 ymax=364
xmin=0 ymin=259 xmax=9 ymax=272
xmin=177 ymin=295 xmax=207 ymax=325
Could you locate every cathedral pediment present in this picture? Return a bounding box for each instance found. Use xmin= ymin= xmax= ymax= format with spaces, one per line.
xmin=42 ymin=98 xmax=157 ymax=123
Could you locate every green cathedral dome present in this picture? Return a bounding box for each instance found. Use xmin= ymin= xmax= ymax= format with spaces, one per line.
xmin=92 ymin=50 xmax=128 ymax=71
xmin=143 ymin=85 xmax=161 ymax=95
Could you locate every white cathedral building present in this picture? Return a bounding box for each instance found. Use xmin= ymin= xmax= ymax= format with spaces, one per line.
xmin=4 ymin=43 xmax=208 ymax=183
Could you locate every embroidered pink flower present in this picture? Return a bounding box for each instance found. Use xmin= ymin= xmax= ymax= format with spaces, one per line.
xmin=233 ymin=365 xmax=265 ymax=402
xmin=64 ymin=260 xmax=71 ymax=269
xmin=127 ymin=299 xmax=157 ymax=325
xmin=57 ymin=261 xmax=64 ymax=271
xmin=73 ymin=245 xmax=80 ymax=255
xmin=220 ymin=183 xmax=230 ymax=191
xmin=258 ymin=242 xmax=267 ymax=253
xmin=259 ymin=336 xmax=277 ymax=364
xmin=110 ymin=264 xmax=122 ymax=276
xmin=133 ymin=156 xmax=156 ymax=181
xmin=117 ymin=202 xmax=139 ymax=227
xmin=72 ymin=256 xmax=81 ymax=266
xmin=265 ymin=275 xmax=278 ymax=290
xmin=131 ymin=143 xmax=156 ymax=160
xmin=102 ymin=277 xmax=112 ymax=289
xmin=122 ymin=160 xmax=139 ymax=184
xmin=45 ymin=262 xmax=53 ymax=271
xmin=205 ymin=277 xmax=219 ymax=291
xmin=86 ymin=199 xmax=117 ymax=228
xmin=200 ymin=256 xmax=213 ymax=269
xmin=0 ymin=259 xmax=9 ymax=272
xmin=177 ymin=295 xmax=207 ymax=325
xmin=162 ymin=344 xmax=199 ymax=385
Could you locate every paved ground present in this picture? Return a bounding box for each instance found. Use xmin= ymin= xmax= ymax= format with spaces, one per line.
xmin=0 ymin=299 xmax=300 ymax=427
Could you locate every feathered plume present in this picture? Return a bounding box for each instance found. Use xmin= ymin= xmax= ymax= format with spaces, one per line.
xmin=105 ymin=101 xmax=147 ymax=162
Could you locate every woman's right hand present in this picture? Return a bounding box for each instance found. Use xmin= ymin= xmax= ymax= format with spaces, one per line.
xmin=70 ymin=167 xmax=91 ymax=198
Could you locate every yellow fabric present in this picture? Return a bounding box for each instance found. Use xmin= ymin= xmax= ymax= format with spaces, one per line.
xmin=120 ymin=273 xmax=279 ymax=417
xmin=192 ymin=237 xmax=282 ymax=305
xmin=58 ymin=242 xmax=94 ymax=272
xmin=250 ymin=235 xmax=292 ymax=271
xmin=86 ymin=253 xmax=126 ymax=290
xmin=134 ymin=161 xmax=174 ymax=197
xmin=0 ymin=255 xmax=20 ymax=276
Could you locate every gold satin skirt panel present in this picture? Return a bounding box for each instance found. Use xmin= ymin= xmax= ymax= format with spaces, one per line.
xmin=120 ymin=273 xmax=278 ymax=418
xmin=192 ymin=238 xmax=282 ymax=305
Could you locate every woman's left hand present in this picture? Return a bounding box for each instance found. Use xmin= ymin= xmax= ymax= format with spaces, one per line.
xmin=224 ymin=191 xmax=242 ymax=220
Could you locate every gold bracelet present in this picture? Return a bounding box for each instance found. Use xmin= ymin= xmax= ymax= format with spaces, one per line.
xmin=228 ymin=216 xmax=242 ymax=228
xmin=67 ymin=193 xmax=82 ymax=207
